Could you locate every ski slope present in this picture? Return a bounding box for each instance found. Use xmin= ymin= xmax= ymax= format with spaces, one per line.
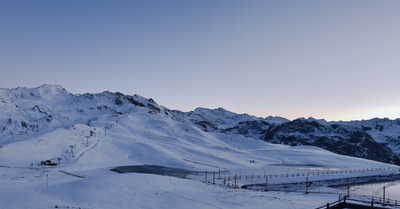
xmin=1 ymin=85 xmax=399 ymax=208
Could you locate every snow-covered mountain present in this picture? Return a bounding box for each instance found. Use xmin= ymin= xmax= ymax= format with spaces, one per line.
xmin=2 ymin=84 xmax=400 ymax=209
xmin=340 ymin=118 xmax=400 ymax=156
xmin=173 ymin=107 xmax=288 ymax=138
xmin=0 ymin=84 xmax=164 ymax=143
xmin=264 ymin=118 xmax=400 ymax=164
xmin=1 ymin=84 xmax=400 ymax=167
xmin=173 ymin=106 xmax=400 ymax=165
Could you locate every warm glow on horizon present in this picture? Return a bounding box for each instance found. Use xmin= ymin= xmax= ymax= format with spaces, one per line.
xmin=1 ymin=1 xmax=400 ymax=121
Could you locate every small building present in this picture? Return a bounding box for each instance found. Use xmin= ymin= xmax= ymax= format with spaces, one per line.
xmin=41 ymin=158 xmax=61 ymax=166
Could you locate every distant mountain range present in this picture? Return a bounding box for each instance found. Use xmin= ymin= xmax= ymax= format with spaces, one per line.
xmin=1 ymin=84 xmax=400 ymax=165
xmin=177 ymin=107 xmax=400 ymax=165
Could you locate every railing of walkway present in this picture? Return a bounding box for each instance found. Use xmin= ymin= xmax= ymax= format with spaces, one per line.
xmin=316 ymin=196 xmax=400 ymax=209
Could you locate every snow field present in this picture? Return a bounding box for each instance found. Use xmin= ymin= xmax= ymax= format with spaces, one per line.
xmin=2 ymin=85 xmax=400 ymax=208
xmin=0 ymin=166 xmax=339 ymax=209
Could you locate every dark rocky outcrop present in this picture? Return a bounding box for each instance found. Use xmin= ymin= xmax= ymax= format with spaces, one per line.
xmin=264 ymin=119 xmax=400 ymax=165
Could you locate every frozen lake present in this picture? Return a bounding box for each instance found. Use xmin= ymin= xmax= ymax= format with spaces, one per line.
xmin=335 ymin=179 xmax=400 ymax=201
xmin=111 ymin=165 xmax=199 ymax=178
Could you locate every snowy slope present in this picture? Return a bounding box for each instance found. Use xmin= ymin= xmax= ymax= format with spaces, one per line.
xmin=0 ymin=85 xmax=384 ymax=169
xmin=1 ymin=85 xmax=399 ymax=209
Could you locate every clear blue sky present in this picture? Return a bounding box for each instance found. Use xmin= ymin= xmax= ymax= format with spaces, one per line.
xmin=1 ymin=0 xmax=400 ymax=121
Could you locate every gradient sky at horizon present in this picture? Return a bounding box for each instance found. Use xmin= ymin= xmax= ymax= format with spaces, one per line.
xmin=1 ymin=0 xmax=400 ymax=121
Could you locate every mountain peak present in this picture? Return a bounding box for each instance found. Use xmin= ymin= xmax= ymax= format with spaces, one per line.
xmin=0 ymin=84 xmax=71 ymax=101
xmin=35 ymin=84 xmax=70 ymax=97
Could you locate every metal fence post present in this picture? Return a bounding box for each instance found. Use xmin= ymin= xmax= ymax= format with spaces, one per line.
xmin=234 ymin=174 xmax=237 ymax=188
xmin=383 ymin=186 xmax=386 ymax=206
xmin=306 ymin=177 xmax=309 ymax=194
xmin=213 ymin=171 xmax=215 ymax=184
xmin=46 ymin=174 xmax=48 ymax=192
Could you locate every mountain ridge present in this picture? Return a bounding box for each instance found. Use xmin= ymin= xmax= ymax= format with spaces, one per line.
xmin=1 ymin=84 xmax=400 ymax=165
